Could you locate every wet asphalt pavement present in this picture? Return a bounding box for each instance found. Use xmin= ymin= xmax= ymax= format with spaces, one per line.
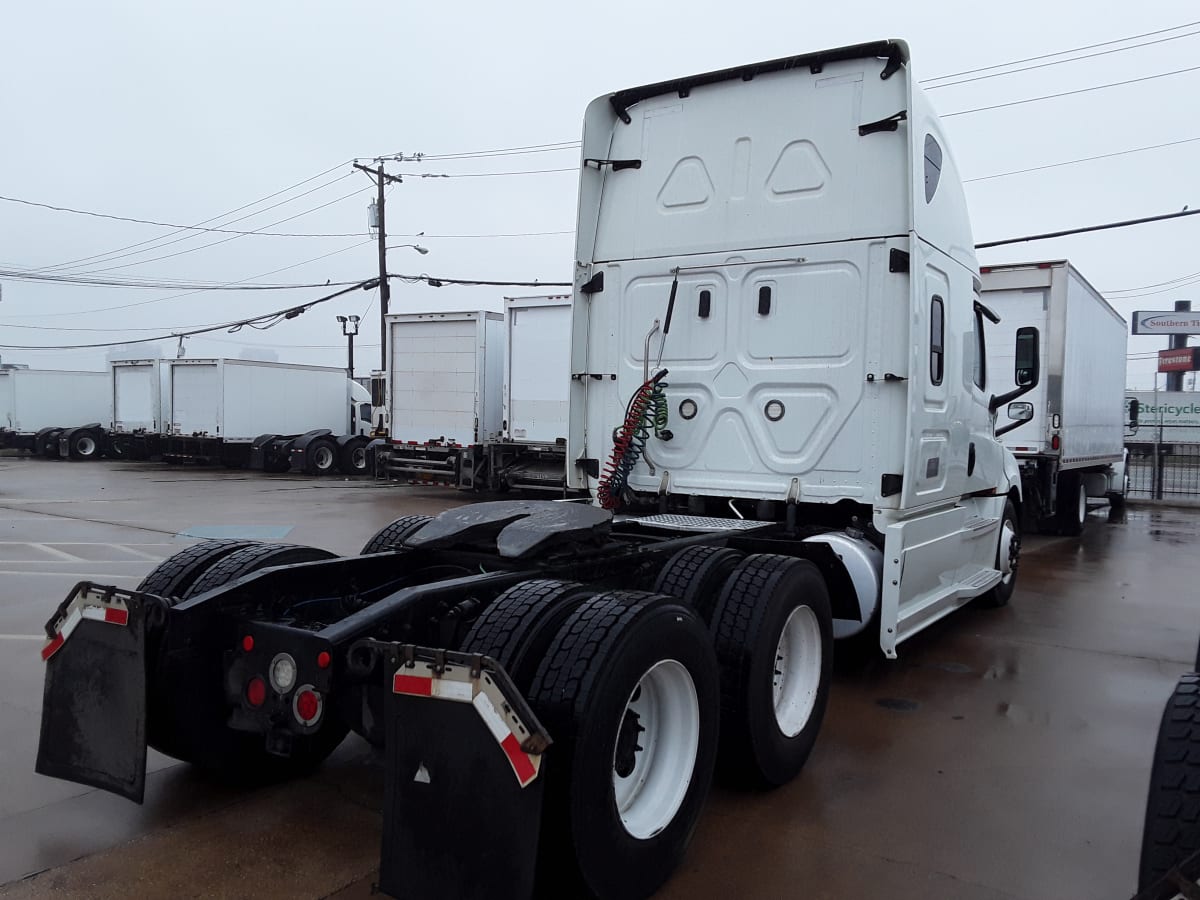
xmin=0 ymin=456 xmax=1192 ymax=899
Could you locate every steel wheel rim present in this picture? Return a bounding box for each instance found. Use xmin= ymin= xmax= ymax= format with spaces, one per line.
xmin=76 ymin=436 xmax=96 ymax=456
xmin=611 ymin=659 xmax=699 ymax=840
xmin=314 ymin=446 xmax=335 ymax=470
xmin=999 ymin=519 xmax=1019 ymax=584
xmin=772 ymin=605 xmax=822 ymax=738
xmin=350 ymin=447 xmax=367 ymax=470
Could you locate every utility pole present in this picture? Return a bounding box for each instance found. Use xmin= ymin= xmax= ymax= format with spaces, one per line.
xmin=1166 ymin=299 xmax=1192 ymax=393
xmin=353 ymin=162 xmax=403 ymax=371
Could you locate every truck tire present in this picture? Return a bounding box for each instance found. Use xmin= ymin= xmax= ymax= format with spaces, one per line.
xmin=150 ymin=542 xmax=348 ymax=778
xmin=136 ymin=539 xmax=259 ymax=599
xmin=360 ymin=514 xmax=433 ymax=554
xmin=184 ymin=543 xmax=338 ymax=599
xmin=460 ymin=579 xmax=593 ymax=690
xmin=529 ymin=591 xmax=719 ymax=900
xmin=1057 ymin=472 xmax=1086 ymax=536
xmin=338 ymin=437 xmax=370 ymax=475
xmin=653 ymin=546 xmax=744 ymax=623
xmin=1139 ymin=673 xmax=1200 ymax=889
xmin=304 ymin=437 xmax=339 ymax=476
xmin=67 ymin=428 xmax=103 ymax=460
xmin=709 ymin=554 xmax=833 ymax=788
xmin=978 ymin=499 xmax=1020 ymax=608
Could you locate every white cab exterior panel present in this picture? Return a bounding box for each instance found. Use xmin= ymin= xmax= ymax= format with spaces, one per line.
xmin=387 ymin=311 xmax=503 ymax=446
xmin=982 ymin=261 xmax=1126 ymax=468
xmin=0 ymin=369 xmax=107 ymax=432
xmin=504 ymin=295 xmax=571 ymax=443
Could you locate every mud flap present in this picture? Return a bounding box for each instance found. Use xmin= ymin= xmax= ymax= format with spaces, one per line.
xmin=377 ymin=644 xmax=551 ymax=900
xmin=35 ymin=584 xmax=151 ymax=803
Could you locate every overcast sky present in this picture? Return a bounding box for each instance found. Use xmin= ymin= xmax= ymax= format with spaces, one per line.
xmin=1 ymin=0 xmax=1197 ymax=388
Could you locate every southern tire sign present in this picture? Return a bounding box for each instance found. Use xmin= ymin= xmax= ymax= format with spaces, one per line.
xmin=1132 ymin=310 xmax=1200 ymax=335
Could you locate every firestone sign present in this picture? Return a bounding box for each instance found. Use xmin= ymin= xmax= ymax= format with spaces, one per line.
xmin=1132 ymin=310 xmax=1200 ymax=335
xmin=1158 ymin=347 xmax=1200 ymax=372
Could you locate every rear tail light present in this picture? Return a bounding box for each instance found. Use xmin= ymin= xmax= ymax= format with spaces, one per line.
xmin=241 ymin=635 xmax=255 ymax=653
xmin=294 ymin=686 xmax=322 ymax=726
xmin=317 ymin=650 xmax=331 ymax=670
xmin=246 ymin=676 xmax=267 ymax=708
xmin=1051 ymin=435 xmax=1061 ymax=450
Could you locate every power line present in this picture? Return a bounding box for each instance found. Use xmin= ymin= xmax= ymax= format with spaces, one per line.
xmin=77 ymin=186 xmax=372 ymax=274
xmin=977 ymin=207 xmax=1200 ymax=249
xmin=0 ymin=193 xmax=365 ymax=237
xmin=1107 ymin=268 xmax=1200 ymax=295
xmin=391 ymin=273 xmax=572 ymax=288
xmin=964 ymin=136 xmax=1200 ymax=183
xmin=391 ymin=230 xmax=573 ymax=239
xmin=923 ymin=21 xmax=1200 ymax=86
xmin=0 ymin=241 xmax=373 ymax=320
xmin=0 ymin=269 xmax=361 ymax=291
xmin=0 ymin=279 xmax=379 ymax=350
xmin=944 ymin=65 xmax=1200 ymax=117
xmin=388 ymin=141 xmax=580 ymax=161
xmin=394 ymin=166 xmax=577 ymax=179
xmin=30 ymin=164 xmax=353 ymax=274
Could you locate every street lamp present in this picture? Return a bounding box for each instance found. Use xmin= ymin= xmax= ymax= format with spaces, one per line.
xmin=337 ymin=314 xmax=360 ymax=380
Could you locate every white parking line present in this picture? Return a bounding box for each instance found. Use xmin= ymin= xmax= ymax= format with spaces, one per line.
xmin=29 ymin=543 xmax=86 ymax=562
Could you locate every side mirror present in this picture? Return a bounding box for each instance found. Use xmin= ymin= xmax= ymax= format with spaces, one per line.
xmin=1014 ymin=327 xmax=1040 ymax=388
xmin=990 ymin=326 xmax=1041 ymax=418
xmin=1007 ymin=402 xmax=1034 ymax=422
xmin=1128 ymin=398 xmax=1140 ymax=426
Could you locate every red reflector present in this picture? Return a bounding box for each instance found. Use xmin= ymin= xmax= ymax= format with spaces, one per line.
xmin=242 ymin=635 xmax=254 ymax=653
xmin=104 ymin=607 xmax=129 ymax=626
xmin=246 ymin=676 xmax=267 ymax=708
xmin=296 ymin=689 xmax=319 ymax=722
xmin=317 ymin=651 xmax=331 ymax=669
xmin=1051 ymin=435 xmax=1061 ymax=450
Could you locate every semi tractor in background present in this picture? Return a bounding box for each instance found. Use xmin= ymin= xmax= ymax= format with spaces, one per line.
xmin=980 ymin=261 xmax=1128 ymax=534
xmin=36 ymin=41 xmax=1061 ymax=900
xmin=0 ymin=369 xmax=108 ymax=456
xmin=374 ymin=295 xmax=573 ymax=492
xmin=2 ymin=359 xmax=374 ymax=474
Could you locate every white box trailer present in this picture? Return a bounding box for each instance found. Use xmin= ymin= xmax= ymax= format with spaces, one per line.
xmin=504 ymin=294 xmax=571 ymax=444
xmin=980 ymin=261 xmax=1128 ymax=532
xmin=0 ymin=369 xmax=107 ymax=454
xmin=386 ymin=311 xmax=503 ymax=446
xmin=110 ymin=359 xmax=166 ymax=435
xmin=166 ymin=358 xmax=350 ymax=439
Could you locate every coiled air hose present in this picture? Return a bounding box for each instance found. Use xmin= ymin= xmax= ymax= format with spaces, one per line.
xmin=597 ymin=370 xmax=669 ymax=510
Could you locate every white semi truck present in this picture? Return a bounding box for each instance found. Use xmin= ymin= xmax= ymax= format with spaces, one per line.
xmin=49 ymin=358 xmax=374 ymax=474
xmin=374 ymin=298 xmax=574 ymax=491
xmin=980 ymin=261 xmax=1128 ymax=533
xmin=35 ymin=41 xmax=1045 ymax=900
xmin=0 ymin=369 xmax=108 ymax=456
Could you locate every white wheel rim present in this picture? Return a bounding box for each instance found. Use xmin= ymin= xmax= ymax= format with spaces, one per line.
xmin=999 ymin=520 xmax=1018 ymax=583
xmin=611 ymin=659 xmax=699 ymax=840
xmin=772 ymin=605 xmax=822 ymax=738
xmin=77 ymin=437 xmax=96 ymax=455
xmin=314 ymin=447 xmax=334 ymax=469
xmin=1078 ymin=486 xmax=1087 ymax=525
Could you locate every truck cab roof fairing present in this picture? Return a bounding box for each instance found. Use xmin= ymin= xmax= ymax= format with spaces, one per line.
xmin=606 ymin=41 xmax=909 ymax=124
